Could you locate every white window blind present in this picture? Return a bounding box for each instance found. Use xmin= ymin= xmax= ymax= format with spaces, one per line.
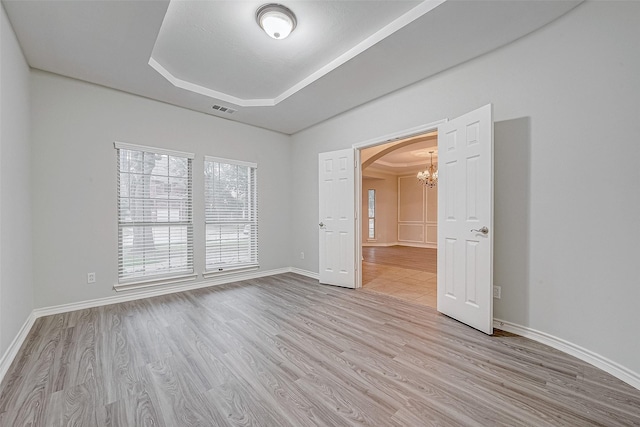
xmin=116 ymin=142 xmax=194 ymax=283
xmin=204 ymin=156 xmax=258 ymax=272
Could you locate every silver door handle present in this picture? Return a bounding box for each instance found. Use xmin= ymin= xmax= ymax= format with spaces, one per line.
xmin=471 ymin=226 xmax=489 ymax=235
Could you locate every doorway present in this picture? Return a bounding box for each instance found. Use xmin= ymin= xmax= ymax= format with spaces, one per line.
xmin=321 ymin=105 xmax=494 ymax=334
xmin=359 ymin=131 xmax=439 ymax=308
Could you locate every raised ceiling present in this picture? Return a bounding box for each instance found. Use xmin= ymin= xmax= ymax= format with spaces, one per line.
xmin=3 ymin=0 xmax=582 ymax=134
xmin=150 ymin=0 xmax=423 ymax=105
xmin=362 ymin=132 xmax=438 ymax=176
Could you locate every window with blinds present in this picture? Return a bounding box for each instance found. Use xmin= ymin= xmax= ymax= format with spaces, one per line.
xmin=204 ymin=156 xmax=258 ymax=272
xmin=116 ymin=142 xmax=194 ymax=284
xmin=368 ymin=189 xmax=376 ymax=239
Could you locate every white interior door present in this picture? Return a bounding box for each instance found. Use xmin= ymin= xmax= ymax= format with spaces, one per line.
xmin=318 ymin=149 xmax=356 ymax=288
xmin=437 ymin=104 xmax=494 ymax=334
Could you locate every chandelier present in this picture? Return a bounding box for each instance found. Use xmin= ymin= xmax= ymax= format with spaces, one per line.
xmin=417 ymin=151 xmax=438 ymax=188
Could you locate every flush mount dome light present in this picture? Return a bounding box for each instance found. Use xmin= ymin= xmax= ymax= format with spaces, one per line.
xmin=256 ymin=3 xmax=297 ymax=40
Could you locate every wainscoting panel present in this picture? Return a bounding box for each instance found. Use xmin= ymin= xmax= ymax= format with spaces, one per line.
xmin=398 ymin=175 xmax=437 ymax=245
xmin=398 ymin=223 xmax=425 ymax=243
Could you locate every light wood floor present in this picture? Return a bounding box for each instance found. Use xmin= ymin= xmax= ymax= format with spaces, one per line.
xmin=362 ymin=246 xmax=437 ymax=273
xmin=363 ymin=246 xmax=438 ymax=308
xmin=1 ymin=273 xmax=639 ymax=426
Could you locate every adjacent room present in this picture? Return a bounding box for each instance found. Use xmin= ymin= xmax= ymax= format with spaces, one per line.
xmin=361 ymin=133 xmax=439 ymax=308
xmin=1 ymin=1 xmax=639 ymax=425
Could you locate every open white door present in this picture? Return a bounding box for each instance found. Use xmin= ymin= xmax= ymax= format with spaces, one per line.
xmin=437 ymin=104 xmax=494 ymax=334
xmin=318 ymin=149 xmax=356 ymax=288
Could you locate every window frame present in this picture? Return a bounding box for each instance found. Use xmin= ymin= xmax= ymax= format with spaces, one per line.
xmin=368 ymin=188 xmax=376 ymax=240
xmin=203 ymin=155 xmax=258 ymax=277
xmin=114 ymin=142 xmax=196 ymax=290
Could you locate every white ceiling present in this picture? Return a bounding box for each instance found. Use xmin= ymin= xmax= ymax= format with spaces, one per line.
xmin=3 ymin=0 xmax=582 ymax=135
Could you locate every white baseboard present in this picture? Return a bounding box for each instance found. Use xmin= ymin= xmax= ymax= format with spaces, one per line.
xmin=396 ymin=242 xmax=437 ymax=249
xmin=289 ymin=267 xmax=319 ymax=280
xmin=363 ymin=242 xmax=437 ymax=249
xmin=34 ymin=267 xmax=291 ymax=318
xmin=0 ymin=312 xmax=37 ymax=382
xmin=494 ymin=318 xmax=640 ymax=391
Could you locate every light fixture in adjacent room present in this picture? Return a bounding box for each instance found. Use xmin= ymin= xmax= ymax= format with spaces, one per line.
xmin=417 ymin=151 xmax=438 ymax=188
xmin=256 ymin=3 xmax=297 ymax=40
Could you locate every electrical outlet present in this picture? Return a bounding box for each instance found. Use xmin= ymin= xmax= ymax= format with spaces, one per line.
xmin=300 ymin=252 xmax=305 ymax=260
xmin=493 ymin=285 xmax=501 ymax=299
xmin=87 ymin=272 xmax=96 ymax=284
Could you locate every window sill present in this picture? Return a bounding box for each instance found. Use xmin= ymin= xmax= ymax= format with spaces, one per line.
xmin=114 ymin=273 xmax=198 ymax=292
xmin=203 ymin=265 xmax=259 ymax=279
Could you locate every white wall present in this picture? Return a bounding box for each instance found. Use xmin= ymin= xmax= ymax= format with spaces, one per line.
xmin=30 ymin=71 xmax=292 ymax=308
xmin=0 ymin=4 xmax=34 ymax=356
xmin=291 ymin=1 xmax=640 ymax=376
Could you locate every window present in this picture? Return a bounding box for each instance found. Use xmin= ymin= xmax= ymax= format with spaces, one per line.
xmin=204 ymin=156 xmax=258 ymax=273
xmin=115 ymin=142 xmax=194 ymax=286
xmin=368 ymin=189 xmax=376 ymax=239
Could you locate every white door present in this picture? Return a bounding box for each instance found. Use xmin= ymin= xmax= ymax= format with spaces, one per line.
xmin=318 ymin=149 xmax=356 ymax=288
xmin=437 ymin=104 xmax=494 ymax=334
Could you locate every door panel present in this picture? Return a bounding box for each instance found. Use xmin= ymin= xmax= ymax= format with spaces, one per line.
xmin=438 ymin=104 xmax=493 ymax=334
xmin=319 ymin=149 xmax=355 ymax=288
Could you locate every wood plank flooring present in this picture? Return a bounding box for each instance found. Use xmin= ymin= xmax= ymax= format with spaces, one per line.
xmin=362 ymin=246 xmax=437 ymax=273
xmin=1 ymin=273 xmax=639 ymax=426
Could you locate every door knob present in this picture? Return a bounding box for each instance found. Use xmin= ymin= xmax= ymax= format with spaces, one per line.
xmin=471 ymin=226 xmax=489 ymax=235
xmin=319 ymin=222 xmax=325 ymax=228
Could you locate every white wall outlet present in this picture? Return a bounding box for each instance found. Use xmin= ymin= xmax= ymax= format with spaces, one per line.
xmin=300 ymin=252 xmax=305 ymax=260
xmin=87 ymin=272 xmax=96 ymax=284
xmin=493 ymin=285 xmax=501 ymax=299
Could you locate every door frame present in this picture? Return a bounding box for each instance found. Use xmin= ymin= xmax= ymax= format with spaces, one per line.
xmin=352 ymin=119 xmax=448 ymax=288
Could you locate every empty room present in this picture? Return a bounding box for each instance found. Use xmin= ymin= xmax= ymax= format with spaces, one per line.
xmin=1 ymin=1 xmax=639 ymax=425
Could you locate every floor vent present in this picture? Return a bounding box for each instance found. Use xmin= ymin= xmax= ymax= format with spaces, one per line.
xmin=212 ymin=104 xmax=237 ymax=114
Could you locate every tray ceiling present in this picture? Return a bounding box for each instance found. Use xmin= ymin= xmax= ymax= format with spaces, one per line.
xmin=3 ymin=0 xmax=582 ymax=134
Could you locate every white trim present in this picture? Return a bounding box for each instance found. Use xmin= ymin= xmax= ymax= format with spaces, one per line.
xmin=376 ymin=158 xmax=436 ymax=168
xmin=289 ymin=267 xmax=319 ymax=280
xmin=362 ymin=242 xmax=398 ymax=247
xmin=203 ymin=265 xmax=259 ymax=279
xmin=274 ymin=0 xmax=445 ymax=105
xmin=354 ymin=119 xmax=446 ymax=291
xmin=204 ymin=155 xmax=257 ymax=169
xmin=0 ymin=312 xmax=36 ymax=382
xmin=362 ymin=242 xmax=437 ymax=248
xmin=494 ymin=319 xmax=640 ymax=391
xmin=351 ymin=119 xmax=448 ymax=149
xmin=149 ymin=1 xmax=445 ymax=107
xmin=114 ymin=141 xmax=195 ymax=159
xmin=362 ymin=241 xmax=438 ymax=249
xmin=114 ymin=273 xmax=198 ymax=292
xmin=395 ymin=242 xmax=437 ymax=249
xmin=149 ymin=57 xmax=271 ymax=107
xmin=37 ymin=268 xmax=290 ymax=318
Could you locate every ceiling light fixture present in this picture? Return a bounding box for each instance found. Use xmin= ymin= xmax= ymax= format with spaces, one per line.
xmin=417 ymin=151 xmax=438 ymax=188
xmin=256 ymin=3 xmax=297 ymax=40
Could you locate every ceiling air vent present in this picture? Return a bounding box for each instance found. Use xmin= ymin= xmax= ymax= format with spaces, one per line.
xmin=212 ymin=104 xmax=237 ymax=114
